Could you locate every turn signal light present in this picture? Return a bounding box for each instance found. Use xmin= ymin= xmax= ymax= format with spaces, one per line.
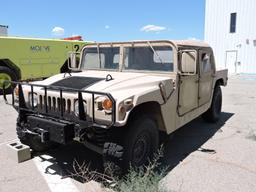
xmin=102 ymin=98 xmax=113 ymax=111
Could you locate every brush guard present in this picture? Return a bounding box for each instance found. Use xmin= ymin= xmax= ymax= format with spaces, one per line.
xmin=3 ymin=81 xmax=116 ymax=129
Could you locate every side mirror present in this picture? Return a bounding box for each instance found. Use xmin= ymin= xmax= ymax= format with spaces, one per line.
xmin=180 ymin=51 xmax=197 ymax=74
xmin=68 ymin=52 xmax=80 ymax=70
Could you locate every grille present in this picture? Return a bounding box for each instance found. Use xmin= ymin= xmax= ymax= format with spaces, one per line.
xmin=38 ymin=95 xmax=72 ymax=114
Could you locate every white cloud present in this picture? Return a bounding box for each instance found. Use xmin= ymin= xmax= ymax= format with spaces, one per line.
xmin=140 ymin=24 xmax=167 ymax=33
xmin=105 ymin=25 xmax=110 ymax=29
xmin=188 ymin=37 xmax=198 ymax=40
xmin=52 ymin=26 xmax=65 ymax=36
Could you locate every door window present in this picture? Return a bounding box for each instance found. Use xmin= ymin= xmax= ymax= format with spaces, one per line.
xmin=201 ymin=53 xmax=212 ymax=73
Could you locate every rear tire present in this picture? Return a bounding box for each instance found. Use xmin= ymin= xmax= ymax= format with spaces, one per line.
xmin=202 ymin=85 xmax=222 ymax=123
xmin=0 ymin=66 xmax=17 ymax=95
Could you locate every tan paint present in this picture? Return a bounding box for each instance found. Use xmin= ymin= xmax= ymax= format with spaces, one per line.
xmin=21 ymin=40 xmax=228 ymax=135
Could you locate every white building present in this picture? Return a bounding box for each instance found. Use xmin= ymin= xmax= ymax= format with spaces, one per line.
xmin=0 ymin=25 xmax=8 ymax=36
xmin=205 ymin=0 xmax=256 ymax=74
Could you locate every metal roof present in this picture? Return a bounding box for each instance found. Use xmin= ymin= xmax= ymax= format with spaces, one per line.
xmin=85 ymin=39 xmax=210 ymax=49
xmin=171 ymin=40 xmax=210 ymax=47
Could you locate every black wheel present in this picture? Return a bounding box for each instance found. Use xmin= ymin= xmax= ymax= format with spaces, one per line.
xmin=0 ymin=66 xmax=17 ymax=95
xmin=16 ymin=118 xmax=53 ymax=152
xmin=122 ymin=116 xmax=159 ymax=170
xmin=202 ymin=85 xmax=222 ymax=123
xmin=103 ymin=143 xmax=124 ymax=176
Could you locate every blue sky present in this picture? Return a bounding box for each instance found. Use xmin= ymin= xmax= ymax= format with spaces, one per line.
xmin=1 ymin=0 xmax=205 ymax=41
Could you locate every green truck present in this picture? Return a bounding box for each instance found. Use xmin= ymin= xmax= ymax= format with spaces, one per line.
xmin=0 ymin=36 xmax=87 ymax=94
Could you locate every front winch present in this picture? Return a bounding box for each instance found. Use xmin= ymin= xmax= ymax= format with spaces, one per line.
xmin=27 ymin=116 xmax=75 ymax=144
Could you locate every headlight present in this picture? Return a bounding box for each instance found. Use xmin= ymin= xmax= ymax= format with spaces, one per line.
xmin=29 ymin=93 xmax=38 ymax=108
xmin=74 ymin=100 xmax=87 ymax=116
xmin=96 ymin=96 xmax=113 ymax=114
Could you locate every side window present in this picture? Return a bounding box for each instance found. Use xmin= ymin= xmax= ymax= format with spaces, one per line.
xmin=180 ymin=50 xmax=197 ymax=74
xmin=201 ymin=52 xmax=212 ymax=73
xmin=230 ymin=12 xmax=237 ymax=33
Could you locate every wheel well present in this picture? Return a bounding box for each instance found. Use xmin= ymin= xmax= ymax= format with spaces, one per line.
xmin=0 ymin=59 xmax=21 ymax=80
xmin=127 ymin=102 xmax=166 ymax=132
xmin=215 ymin=78 xmax=224 ymax=87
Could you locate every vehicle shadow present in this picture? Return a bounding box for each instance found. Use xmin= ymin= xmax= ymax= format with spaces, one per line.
xmin=33 ymin=112 xmax=233 ymax=183
xmin=34 ymin=142 xmax=104 ymax=183
xmin=160 ymin=112 xmax=234 ymax=172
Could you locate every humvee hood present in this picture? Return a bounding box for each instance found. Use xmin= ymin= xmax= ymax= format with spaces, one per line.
xmin=41 ymin=70 xmax=173 ymax=93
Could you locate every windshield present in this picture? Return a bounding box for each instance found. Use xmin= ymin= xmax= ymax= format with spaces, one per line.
xmin=80 ymin=45 xmax=174 ymax=72
xmin=81 ymin=47 xmax=120 ymax=70
xmin=123 ymin=46 xmax=173 ymax=71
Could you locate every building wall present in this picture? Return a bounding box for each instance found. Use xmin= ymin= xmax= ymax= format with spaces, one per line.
xmin=0 ymin=25 xmax=8 ymax=36
xmin=205 ymin=0 xmax=256 ymax=74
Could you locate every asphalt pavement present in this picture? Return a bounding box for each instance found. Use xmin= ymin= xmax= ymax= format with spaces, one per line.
xmin=0 ymin=74 xmax=256 ymax=192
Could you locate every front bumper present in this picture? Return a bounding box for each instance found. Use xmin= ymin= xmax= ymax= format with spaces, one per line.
xmin=27 ymin=115 xmax=75 ymax=144
xmin=19 ymin=114 xmax=108 ymax=154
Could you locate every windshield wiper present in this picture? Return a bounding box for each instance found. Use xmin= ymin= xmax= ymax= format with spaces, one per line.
xmin=147 ymin=41 xmax=163 ymax=65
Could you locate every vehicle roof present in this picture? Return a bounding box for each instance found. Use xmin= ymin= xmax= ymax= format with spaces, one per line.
xmin=171 ymin=40 xmax=210 ymax=48
xmin=85 ymin=40 xmax=210 ymax=49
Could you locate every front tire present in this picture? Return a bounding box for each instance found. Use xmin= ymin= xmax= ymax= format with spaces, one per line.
xmin=202 ymin=85 xmax=222 ymax=123
xmin=122 ymin=116 xmax=159 ymax=170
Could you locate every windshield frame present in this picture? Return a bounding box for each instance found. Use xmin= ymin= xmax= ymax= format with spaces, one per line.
xmin=79 ymin=41 xmax=178 ymax=74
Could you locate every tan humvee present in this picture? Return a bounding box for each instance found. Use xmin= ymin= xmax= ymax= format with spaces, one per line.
xmin=5 ymin=40 xmax=228 ymax=170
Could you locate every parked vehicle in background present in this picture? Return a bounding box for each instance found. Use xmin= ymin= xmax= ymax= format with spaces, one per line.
xmin=0 ymin=36 xmax=88 ymax=94
xmin=4 ymin=40 xmax=228 ymax=171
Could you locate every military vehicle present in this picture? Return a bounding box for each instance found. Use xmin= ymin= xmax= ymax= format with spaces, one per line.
xmin=4 ymin=40 xmax=228 ymax=170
